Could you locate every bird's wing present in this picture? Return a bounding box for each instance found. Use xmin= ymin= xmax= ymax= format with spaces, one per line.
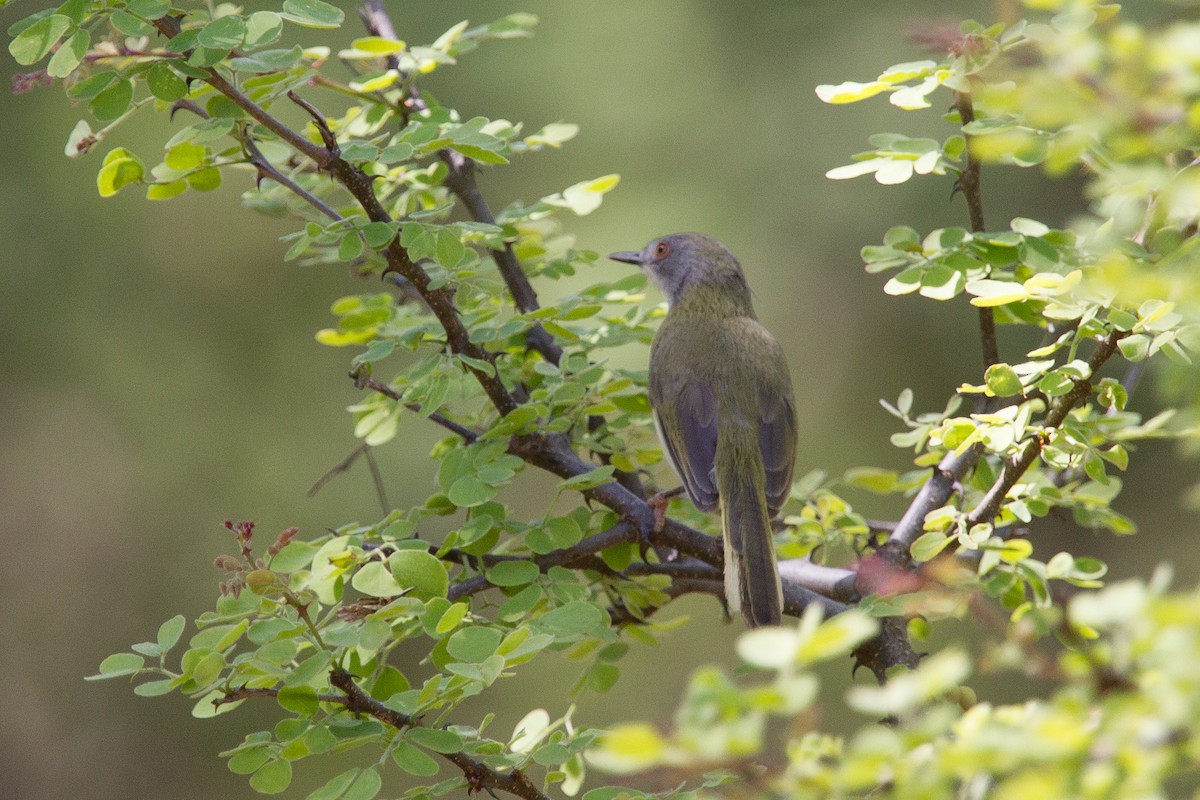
xmin=759 ymin=382 xmax=797 ymax=516
xmin=651 ymin=377 xmax=719 ymax=512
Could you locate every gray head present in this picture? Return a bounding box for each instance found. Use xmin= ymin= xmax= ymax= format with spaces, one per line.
xmin=608 ymin=232 xmax=748 ymax=306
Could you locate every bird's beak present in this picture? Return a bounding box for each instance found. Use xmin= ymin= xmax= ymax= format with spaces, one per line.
xmin=608 ymin=250 xmax=642 ymax=265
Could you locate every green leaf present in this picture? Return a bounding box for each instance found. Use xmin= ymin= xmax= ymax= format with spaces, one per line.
xmin=911 ymin=530 xmax=953 ymax=562
xmin=436 ymin=228 xmax=466 ymax=268
xmin=447 ymin=475 xmax=497 ymax=507
xmin=230 ymin=46 xmax=304 ymax=73
xmin=110 ymin=9 xmax=152 ymax=36
xmin=352 ymin=560 xmax=404 ymax=597
xmin=556 ymin=466 xmax=615 ymax=492
xmin=451 ymin=143 xmax=510 ymax=165
xmin=447 ymin=626 xmax=504 ymax=663
xmin=277 ymin=685 xmax=319 ymax=715
xmin=351 ymin=35 xmax=407 ymax=54
xmin=126 ymin=0 xmax=171 ymax=18
xmin=536 ymin=600 xmax=604 ymax=636
xmin=228 ymin=746 xmax=273 ymax=775
xmin=67 ymin=71 xmax=117 ymax=100
xmin=280 ymin=0 xmax=345 ymax=29
xmin=918 ymin=264 xmax=964 ymax=300
xmin=249 ymin=759 xmax=293 ymax=794
xmin=984 ymin=363 xmax=1023 ymax=397
xmin=147 ymin=180 xmax=187 ymax=201
xmin=91 ymin=652 xmax=145 ymax=679
xmin=165 ymin=142 xmax=206 ymax=170
xmin=46 ymin=27 xmax=87 ymax=77
xmin=389 ymin=549 xmax=449 ymax=600
xmin=391 ymin=740 xmax=440 ymax=776
xmin=146 ymin=62 xmax=188 ymax=102
xmin=157 ymin=614 xmax=186 ymax=652
xmin=966 ymin=278 xmax=1028 ymax=307
xmin=362 ymin=221 xmax=397 ymax=249
xmin=9 ymin=13 xmax=70 ymax=65
xmin=96 ymin=148 xmax=144 ymax=198
xmin=89 ymin=78 xmax=134 ymax=121
xmin=186 ymin=166 xmax=222 ymax=192
xmin=244 ymin=11 xmax=284 ymax=48
xmin=406 ymin=727 xmax=464 ymax=754
xmin=133 ymin=678 xmax=176 ymax=697
xmin=486 ymin=560 xmax=540 ymax=587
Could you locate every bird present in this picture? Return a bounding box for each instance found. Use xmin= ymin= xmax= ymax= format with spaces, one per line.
xmin=609 ymin=233 xmax=797 ymax=627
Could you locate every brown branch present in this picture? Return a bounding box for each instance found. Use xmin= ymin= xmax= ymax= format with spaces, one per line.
xmin=219 ymin=671 xmax=550 ymax=800
xmin=887 ymin=444 xmax=984 ymax=550
xmin=357 ymin=373 xmax=480 ymax=443
xmin=954 ymin=91 xmax=999 ymax=372
xmin=965 ymin=330 xmax=1127 ymax=526
xmin=239 ymin=127 xmax=344 ymax=222
xmin=150 ymin=15 xmax=517 ymax=418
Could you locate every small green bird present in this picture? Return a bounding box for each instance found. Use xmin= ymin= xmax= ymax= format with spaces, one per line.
xmin=610 ymin=233 xmax=797 ymax=627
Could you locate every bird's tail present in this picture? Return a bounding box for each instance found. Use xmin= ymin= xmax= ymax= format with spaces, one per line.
xmin=719 ymin=464 xmax=783 ymax=627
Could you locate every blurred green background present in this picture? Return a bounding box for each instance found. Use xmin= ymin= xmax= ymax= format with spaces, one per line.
xmin=2 ymin=2 xmax=1197 ymax=798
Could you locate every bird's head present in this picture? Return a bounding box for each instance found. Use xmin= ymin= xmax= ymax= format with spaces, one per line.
xmin=609 ymin=232 xmax=745 ymax=306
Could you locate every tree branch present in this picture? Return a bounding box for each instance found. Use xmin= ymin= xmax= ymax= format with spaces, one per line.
xmin=954 ymin=90 xmax=999 ymax=372
xmin=965 ymin=330 xmax=1127 ymax=525
xmin=220 ymin=671 xmax=550 ymax=800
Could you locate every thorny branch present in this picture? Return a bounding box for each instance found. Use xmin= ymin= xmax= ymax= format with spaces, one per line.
xmin=218 ymin=671 xmax=551 ymax=800
xmin=147 ymin=6 xmax=922 ymax=678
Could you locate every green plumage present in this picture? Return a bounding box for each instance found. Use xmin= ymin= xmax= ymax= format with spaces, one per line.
xmin=610 ymin=233 xmax=797 ymax=627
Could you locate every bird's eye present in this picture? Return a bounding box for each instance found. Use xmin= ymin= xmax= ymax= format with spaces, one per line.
xmin=653 ymin=241 xmax=670 ymax=258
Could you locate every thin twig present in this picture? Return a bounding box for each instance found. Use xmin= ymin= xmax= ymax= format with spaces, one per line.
xmin=240 ymin=127 xmax=343 ymax=221
xmin=357 ymin=374 xmax=480 ymax=442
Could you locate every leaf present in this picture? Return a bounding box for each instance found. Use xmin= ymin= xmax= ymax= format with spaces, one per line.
xmin=815 ymin=80 xmax=889 ymax=104
xmin=279 ymin=0 xmax=345 ymax=29
xmin=556 ymin=466 xmax=615 ymax=492
xmin=536 ymin=600 xmax=604 ymax=636
xmin=351 ymin=35 xmax=406 ymax=54
xmin=407 ymin=727 xmax=464 ymax=754
xmin=249 ymin=759 xmax=293 ymax=794
xmin=89 ymin=78 xmax=134 ymax=121
xmin=9 ymin=13 xmax=70 ymax=65
xmin=156 ymin=614 xmax=186 ymax=652
xmin=391 ymin=741 xmax=440 ymax=776
xmin=551 ymin=174 xmax=620 ymax=216
xmin=486 ymin=560 xmax=540 ymax=587
xmin=447 ymin=626 xmax=503 ymax=663
xmin=965 ymin=278 xmax=1028 ymax=307
xmin=244 ymin=11 xmax=284 ymax=48
xmin=89 ymin=652 xmax=144 ymax=679
xmin=508 ymin=708 xmax=552 ymax=753
xmin=984 ymin=363 xmax=1022 ymax=397
xmin=389 ymin=549 xmax=449 ymax=600
xmin=96 ymin=148 xmax=144 ymax=198
xmin=110 ymin=9 xmax=152 ymax=36
xmin=126 ymin=0 xmax=171 ymax=18
xmin=736 ymin=626 xmax=798 ymax=668
xmin=911 ymin=531 xmax=953 ymax=562
xmin=447 ymin=475 xmax=496 ymax=507
xmin=230 ymin=46 xmax=303 ymax=73
xmin=146 ymin=62 xmax=188 ymax=102
xmin=46 ymin=27 xmax=87 ymax=77
xmin=277 ymin=685 xmax=319 ymax=715
xmin=351 ymin=560 xmax=404 ymax=597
